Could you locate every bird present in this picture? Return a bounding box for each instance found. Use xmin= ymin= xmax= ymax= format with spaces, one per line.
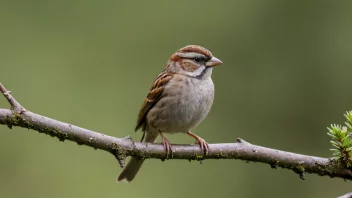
xmin=117 ymin=45 xmax=222 ymax=182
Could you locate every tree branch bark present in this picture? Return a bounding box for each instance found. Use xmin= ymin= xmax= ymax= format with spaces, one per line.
xmin=0 ymin=83 xmax=351 ymax=180
xmin=338 ymin=192 xmax=352 ymax=198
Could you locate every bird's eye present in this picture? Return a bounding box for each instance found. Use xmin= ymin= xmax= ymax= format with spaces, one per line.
xmin=194 ymin=57 xmax=202 ymax=62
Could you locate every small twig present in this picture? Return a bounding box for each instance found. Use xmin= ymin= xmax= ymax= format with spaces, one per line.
xmin=112 ymin=135 xmax=134 ymax=168
xmin=0 ymin=83 xmax=25 ymax=114
xmin=237 ymin=138 xmax=250 ymax=145
xmin=0 ymin=83 xmax=352 ymax=181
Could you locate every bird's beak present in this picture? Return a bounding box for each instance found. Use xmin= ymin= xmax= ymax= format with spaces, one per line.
xmin=206 ymin=56 xmax=223 ymax=67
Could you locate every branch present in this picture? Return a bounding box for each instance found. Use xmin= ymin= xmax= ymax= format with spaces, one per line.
xmin=338 ymin=192 xmax=352 ymax=198
xmin=0 ymin=83 xmax=351 ymax=180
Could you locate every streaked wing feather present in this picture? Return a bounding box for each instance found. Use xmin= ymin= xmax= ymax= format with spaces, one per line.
xmin=135 ymin=72 xmax=174 ymax=131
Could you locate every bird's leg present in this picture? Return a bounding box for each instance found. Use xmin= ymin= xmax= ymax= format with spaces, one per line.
xmin=159 ymin=132 xmax=173 ymax=159
xmin=186 ymin=131 xmax=209 ymax=156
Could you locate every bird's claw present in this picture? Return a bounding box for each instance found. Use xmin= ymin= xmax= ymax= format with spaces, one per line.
xmin=195 ymin=138 xmax=209 ymax=156
xmin=161 ymin=134 xmax=173 ymax=159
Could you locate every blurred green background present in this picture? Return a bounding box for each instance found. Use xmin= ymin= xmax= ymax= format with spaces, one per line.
xmin=1 ymin=0 xmax=352 ymax=197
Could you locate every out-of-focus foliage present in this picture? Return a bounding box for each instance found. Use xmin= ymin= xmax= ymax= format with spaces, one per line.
xmin=0 ymin=1 xmax=352 ymax=198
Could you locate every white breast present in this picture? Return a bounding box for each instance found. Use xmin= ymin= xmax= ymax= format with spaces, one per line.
xmin=146 ymin=72 xmax=214 ymax=134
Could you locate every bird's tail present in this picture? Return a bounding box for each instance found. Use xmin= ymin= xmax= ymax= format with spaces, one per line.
xmin=117 ymin=131 xmax=158 ymax=182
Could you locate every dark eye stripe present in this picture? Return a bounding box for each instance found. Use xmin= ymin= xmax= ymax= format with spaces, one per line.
xmin=193 ymin=56 xmax=211 ymax=63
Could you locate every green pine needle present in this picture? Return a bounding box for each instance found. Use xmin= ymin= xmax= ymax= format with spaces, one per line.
xmin=327 ymin=111 xmax=352 ymax=167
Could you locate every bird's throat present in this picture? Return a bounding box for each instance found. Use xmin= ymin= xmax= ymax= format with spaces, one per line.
xmin=193 ymin=67 xmax=212 ymax=80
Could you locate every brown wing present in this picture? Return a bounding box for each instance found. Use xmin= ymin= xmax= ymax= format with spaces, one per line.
xmin=135 ymin=72 xmax=174 ymax=132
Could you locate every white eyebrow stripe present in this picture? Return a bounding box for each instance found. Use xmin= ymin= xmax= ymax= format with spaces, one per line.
xmin=176 ymin=52 xmax=207 ymax=59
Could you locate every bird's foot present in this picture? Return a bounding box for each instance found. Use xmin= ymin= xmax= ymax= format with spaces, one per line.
xmin=187 ymin=131 xmax=209 ymax=156
xmin=160 ymin=133 xmax=173 ymax=159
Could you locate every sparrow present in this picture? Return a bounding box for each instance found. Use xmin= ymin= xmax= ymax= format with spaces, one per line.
xmin=117 ymin=45 xmax=222 ymax=182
